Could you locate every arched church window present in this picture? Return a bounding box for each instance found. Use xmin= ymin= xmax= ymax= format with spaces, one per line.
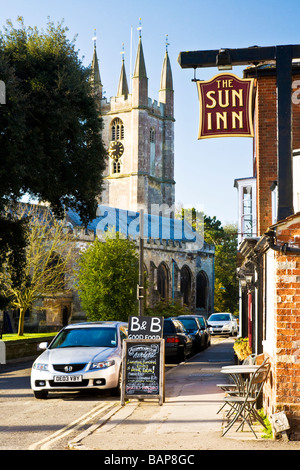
xmin=196 ymin=271 xmax=208 ymax=309
xmin=113 ymin=161 xmax=121 ymax=174
xmin=150 ymin=128 xmax=156 ymax=175
xmin=180 ymin=265 xmax=192 ymax=306
xmin=150 ymin=128 xmax=155 ymax=143
xmin=111 ymin=118 xmax=124 ymax=141
xmin=157 ymin=262 xmax=169 ymax=300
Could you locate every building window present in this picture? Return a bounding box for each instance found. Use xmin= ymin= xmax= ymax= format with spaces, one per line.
xmin=157 ymin=263 xmax=169 ymax=300
xmin=150 ymin=128 xmax=155 ymax=143
xmin=110 ymin=118 xmax=124 ymax=175
xmin=111 ymin=118 xmax=124 ymax=141
xmin=264 ymin=250 xmax=275 ymax=355
xmin=150 ymin=128 xmax=156 ymax=175
xmin=196 ymin=271 xmax=208 ymax=309
xmin=242 ymin=186 xmax=253 ymax=237
xmin=293 ymin=150 xmax=300 ymax=213
xmin=180 ymin=265 xmax=191 ymax=306
xmin=113 ymin=161 xmax=121 ymax=174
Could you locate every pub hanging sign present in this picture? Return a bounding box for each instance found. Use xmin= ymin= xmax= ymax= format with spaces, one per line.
xmin=197 ymin=72 xmax=254 ymax=139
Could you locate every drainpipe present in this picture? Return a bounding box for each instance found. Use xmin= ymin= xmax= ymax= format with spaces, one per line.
xmin=269 ymin=242 xmax=300 ymax=254
xmin=172 ymin=259 xmax=175 ymax=301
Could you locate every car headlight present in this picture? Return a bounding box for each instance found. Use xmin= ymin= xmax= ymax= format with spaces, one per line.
xmin=89 ymin=360 xmax=115 ymax=370
xmin=33 ymin=363 xmax=49 ymax=371
xmin=223 ymin=323 xmax=230 ymax=328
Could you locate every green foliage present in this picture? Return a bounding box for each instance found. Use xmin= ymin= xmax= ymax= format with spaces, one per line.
xmin=213 ymin=223 xmax=239 ymax=314
xmin=258 ymin=409 xmax=273 ymax=439
xmin=233 ymin=337 xmax=252 ymax=361
xmin=145 ymin=299 xmax=190 ymax=318
xmin=0 ymin=204 xmax=75 ymax=335
xmin=0 ymin=17 xmax=106 ymax=223
xmin=0 ymin=204 xmax=29 ymax=309
xmin=75 ymin=234 xmax=139 ymax=322
xmin=175 ymin=207 xmax=239 ymax=314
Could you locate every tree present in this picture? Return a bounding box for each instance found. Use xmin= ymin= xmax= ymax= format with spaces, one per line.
xmin=0 ymin=17 xmax=106 ymax=222
xmin=0 ymin=204 xmax=74 ymax=336
xmin=75 ymin=234 xmax=139 ymax=322
xmin=175 ymin=207 xmax=239 ymax=314
xmin=213 ymin=223 xmax=239 ymax=314
xmin=0 ymin=17 xmax=107 ymax=280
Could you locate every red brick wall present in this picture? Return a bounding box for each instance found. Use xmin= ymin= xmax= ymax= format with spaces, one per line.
xmin=264 ymin=219 xmax=300 ymax=439
xmin=246 ymin=68 xmax=300 ymax=236
xmin=255 ymin=75 xmax=277 ymax=235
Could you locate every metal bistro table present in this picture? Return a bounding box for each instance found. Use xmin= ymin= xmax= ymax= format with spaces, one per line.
xmin=220 ymin=363 xmax=270 ymax=437
xmin=221 ymin=365 xmax=260 ymax=395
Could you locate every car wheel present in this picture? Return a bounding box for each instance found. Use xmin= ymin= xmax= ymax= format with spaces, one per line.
xmin=111 ymin=368 xmax=122 ymax=396
xmin=33 ymin=390 xmax=48 ymax=399
xmin=177 ymin=346 xmax=187 ymax=363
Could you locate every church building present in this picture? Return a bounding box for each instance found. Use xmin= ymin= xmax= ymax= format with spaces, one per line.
xmin=72 ymin=31 xmax=216 ymax=318
xmin=5 ymin=32 xmax=215 ymax=334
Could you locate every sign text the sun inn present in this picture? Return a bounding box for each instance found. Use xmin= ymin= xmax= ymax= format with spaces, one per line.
xmin=197 ymin=73 xmax=254 ymax=139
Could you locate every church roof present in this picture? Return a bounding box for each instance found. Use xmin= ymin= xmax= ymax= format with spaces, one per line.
xmin=67 ymin=205 xmax=204 ymax=247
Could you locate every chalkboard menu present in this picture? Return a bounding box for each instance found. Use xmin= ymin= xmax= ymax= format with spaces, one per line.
xmin=121 ymin=339 xmax=165 ymax=405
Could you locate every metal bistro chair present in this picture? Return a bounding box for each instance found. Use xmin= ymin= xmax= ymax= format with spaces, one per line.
xmin=216 ymin=353 xmax=257 ymax=415
xmin=222 ymin=360 xmax=271 ymax=438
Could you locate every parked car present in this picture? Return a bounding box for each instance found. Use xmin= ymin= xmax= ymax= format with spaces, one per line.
xmin=177 ymin=315 xmax=206 ymax=353
xmin=207 ymin=313 xmax=238 ymax=336
xmin=163 ymin=317 xmax=193 ymax=362
xmin=31 ymin=321 xmax=128 ymax=399
xmin=188 ymin=314 xmax=211 ymax=349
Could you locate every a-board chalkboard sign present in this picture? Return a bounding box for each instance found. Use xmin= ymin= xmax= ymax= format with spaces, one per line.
xmin=121 ymin=338 xmax=165 ymax=406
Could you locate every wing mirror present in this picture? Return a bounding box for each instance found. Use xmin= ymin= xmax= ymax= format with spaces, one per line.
xmin=38 ymin=342 xmax=48 ymax=351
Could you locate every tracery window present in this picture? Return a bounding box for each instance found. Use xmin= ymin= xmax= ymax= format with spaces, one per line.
xmin=113 ymin=161 xmax=121 ymax=174
xmin=110 ymin=118 xmax=124 ymax=175
xmin=111 ymin=118 xmax=124 ymax=141
xmin=150 ymin=128 xmax=156 ymax=175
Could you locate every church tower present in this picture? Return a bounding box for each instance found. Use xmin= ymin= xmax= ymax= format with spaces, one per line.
xmin=93 ymin=32 xmax=175 ymax=213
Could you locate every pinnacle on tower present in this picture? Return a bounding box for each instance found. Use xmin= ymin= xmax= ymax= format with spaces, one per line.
xmin=117 ymin=44 xmax=129 ymax=97
xmin=91 ymin=31 xmax=103 ymax=100
xmin=132 ymin=20 xmax=148 ymax=107
xmin=133 ymin=36 xmax=147 ymax=79
xmin=159 ymin=36 xmax=174 ymax=118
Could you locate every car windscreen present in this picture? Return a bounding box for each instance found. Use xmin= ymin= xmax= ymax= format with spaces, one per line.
xmin=178 ymin=319 xmax=197 ymax=331
xmin=209 ymin=314 xmax=230 ymax=321
xmin=49 ymin=327 xmax=118 ymax=349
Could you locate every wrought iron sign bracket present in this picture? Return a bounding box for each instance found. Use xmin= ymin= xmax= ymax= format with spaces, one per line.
xmin=178 ymin=45 xmax=300 ymax=221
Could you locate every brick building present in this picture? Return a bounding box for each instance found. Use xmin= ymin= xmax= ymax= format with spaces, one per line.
xmin=235 ymin=63 xmax=300 ymax=439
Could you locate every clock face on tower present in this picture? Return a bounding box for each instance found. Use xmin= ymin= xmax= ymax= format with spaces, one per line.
xmin=108 ymin=141 xmax=124 ymax=161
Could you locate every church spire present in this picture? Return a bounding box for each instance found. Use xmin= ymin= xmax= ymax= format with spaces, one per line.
xmin=132 ymin=20 xmax=148 ymax=107
xmin=159 ymin=35 xmax=173 ymax=118
xmin=117 ymin=44 xmax=129 ymax=98
xmin=91 ymin=31 xmax=102 ymax=100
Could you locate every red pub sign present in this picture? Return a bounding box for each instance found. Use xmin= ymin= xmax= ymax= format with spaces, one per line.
xmin=197 ymin=72 xmax=254 ymax=139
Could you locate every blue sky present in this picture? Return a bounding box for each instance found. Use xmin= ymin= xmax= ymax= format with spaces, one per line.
xmin=2 ymin=0 xmax=300 ymax=225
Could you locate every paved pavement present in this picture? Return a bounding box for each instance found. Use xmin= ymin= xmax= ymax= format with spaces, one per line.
xmin=68 ymin=338 xmax=300 ymax=452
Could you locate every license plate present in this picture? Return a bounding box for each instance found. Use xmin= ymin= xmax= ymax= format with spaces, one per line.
xmin=53 ymin=375 xmax=83 ymax=383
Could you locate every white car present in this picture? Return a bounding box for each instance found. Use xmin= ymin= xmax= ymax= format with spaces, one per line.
xmin=207 ymin=313 xmax=238 ymax=336
xmin=31 ymin=321 xmax=128 ymax=399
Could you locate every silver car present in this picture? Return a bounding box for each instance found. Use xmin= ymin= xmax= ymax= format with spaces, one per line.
xmin=207 ymin=313 xmax=238 ymax=336
xmin=31 ymin=321 xmax=128 ymax=399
